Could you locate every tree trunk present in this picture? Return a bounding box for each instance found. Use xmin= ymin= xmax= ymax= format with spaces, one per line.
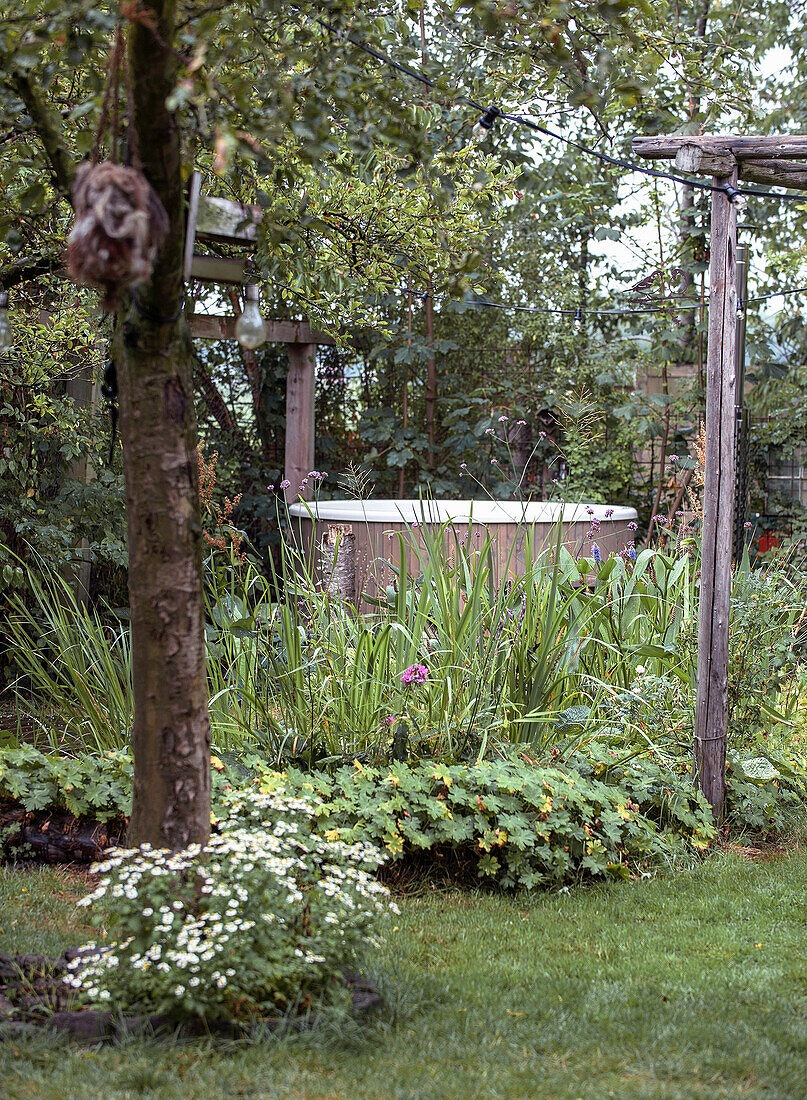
xmin=123 ymin=1 xmax=210 ymax=849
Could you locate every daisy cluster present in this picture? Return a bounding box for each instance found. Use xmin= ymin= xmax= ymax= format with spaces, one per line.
xmin=67 ymin=792 xmax=398 ymax=1021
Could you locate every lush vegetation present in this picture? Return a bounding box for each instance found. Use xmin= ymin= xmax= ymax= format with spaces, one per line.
xmin=1 ymin=847 xmax=806 ymax=1098
xmin=5 ymin=519 xmax=806 ymax=765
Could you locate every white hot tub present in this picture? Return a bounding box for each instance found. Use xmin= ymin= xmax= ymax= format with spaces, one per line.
xmin=288 ymin=498 xmax=638 ymax=597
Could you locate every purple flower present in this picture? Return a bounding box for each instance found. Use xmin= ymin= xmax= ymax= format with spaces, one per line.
xmin=485 ymin=428 xmax=496 ymax=436
xmin=517 ymin=419 xmax=527 ymax=426
xmin=498 ymin=415 xmax=509 ymax=422
xmin=460 ymin=463 xmax=467 ymax=469
xmin=382 ymin=715 xmax=396 ymax=727
xmin=539 ymin=431 xmax=547 ymax=438
xmin=491 ymin=457 xmax=498 ymax=465
xmin=744 ymin=521 xmax=752 ymax=529
xmin=669 ymin=454 xmax=678 ymax=463
xmin=627 ymin=521 xmax=638 ymax=531
xmin=605 ymin=508 xmax=614 ymax=518
xmin=280 ymin=479 xmax=291 ymax=490
xmin=268 ymin=483 xmax=274 ymax=491
xmin=592 ymin=543 xmax=601 ymax=564
xmin=628 ymin=544 xmax=636 ymax=561
xmin=586 ymin=507 xmax=594 ymax=515
xmin=401 ymin=664 xmax=428 ymax=687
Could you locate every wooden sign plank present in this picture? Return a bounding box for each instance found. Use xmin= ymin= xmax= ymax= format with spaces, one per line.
xmin=195 ymin=194 xmax=260 ymax=244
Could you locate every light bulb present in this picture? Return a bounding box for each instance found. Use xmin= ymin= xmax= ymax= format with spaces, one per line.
xmin=724 ymin=185 xmax=746 ymax=209
xmin=0 ymin=292 xmax=12 ymax=354
xmin=235 ymin=284 xmax=267 ymax=349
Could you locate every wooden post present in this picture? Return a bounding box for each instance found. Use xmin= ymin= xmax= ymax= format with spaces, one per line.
xmin=733 ymin=242 xmax=749 ymax=560
xmin=694 ymin=163 xmax=739 ymax=818
xmin=285 ymin=342 xmax=315 ymax=502
xmin=631 ymin=133 xmax=807 ymax=815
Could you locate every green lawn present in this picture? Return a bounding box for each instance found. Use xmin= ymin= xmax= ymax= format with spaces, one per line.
xmin=0 ymin=847 xmax=805 ymax=1100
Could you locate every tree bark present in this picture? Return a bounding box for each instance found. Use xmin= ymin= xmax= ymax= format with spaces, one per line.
xmin=123 ymin=1 xmax=210 ymax=849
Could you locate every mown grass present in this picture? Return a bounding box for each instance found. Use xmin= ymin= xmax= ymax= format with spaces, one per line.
xmin=0 ymin=847 xmax=805 ymax=1100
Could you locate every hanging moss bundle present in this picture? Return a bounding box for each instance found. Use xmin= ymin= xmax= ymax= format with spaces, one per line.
xmin=66 ymin=161 xmax=168 ymax=311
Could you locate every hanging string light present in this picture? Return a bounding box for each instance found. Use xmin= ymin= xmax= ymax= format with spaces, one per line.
xmin=235 ymin=283 xmax=268 ymax=349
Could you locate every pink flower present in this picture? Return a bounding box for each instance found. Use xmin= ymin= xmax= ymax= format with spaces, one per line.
xmin=280 ymin=479 xmax=291 ymax=490
xmin=400 ymin=664 xmax=428 ymax=686
xmin=498 ymin=415 xmax=509 ymax=422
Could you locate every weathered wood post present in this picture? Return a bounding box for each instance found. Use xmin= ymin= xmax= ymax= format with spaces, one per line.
xmin=285 ymin=341 xmax=316 ymax=502
xmin=633 ymin=133 xmax=807 ymax=817
xmin=693 ymin=153 xmax=738 ymax=817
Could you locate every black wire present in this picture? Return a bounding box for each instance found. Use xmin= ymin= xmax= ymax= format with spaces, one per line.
xmin=318 ymin=18 xmax=807 ymax=205
xmin=747 ymin=285 xmax=807 ymax=303
xmin=396 ymin=287 xmax=682 ymax=316
xmin=396 ymin=284 xmax=807 ymax=317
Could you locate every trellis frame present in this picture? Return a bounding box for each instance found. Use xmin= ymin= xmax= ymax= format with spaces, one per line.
xmin=633 ymin=135 xmax=807 ymax=816
xmin=183 ymin=173 xmax=334 ymax=501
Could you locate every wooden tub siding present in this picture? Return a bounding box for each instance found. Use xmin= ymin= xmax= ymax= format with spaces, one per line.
xmin=289 ymin=513 xmax=636 ymax=605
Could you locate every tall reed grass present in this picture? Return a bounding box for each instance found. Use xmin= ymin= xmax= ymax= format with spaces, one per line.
xmin=7 ymin=515 xmax=802 ymax=765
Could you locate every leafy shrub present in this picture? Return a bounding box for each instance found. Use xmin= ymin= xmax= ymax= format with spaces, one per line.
xmin=2 ymin=747 xmax=803 ymax=885
xmin=66 ymin=793 xmax=396 ymax=1022
xmin=0 ymin=745 xmax=133 ymax=821
xmin=570 ymin=740 xmax=807 ymax=839
xmin=249 ymin=758 xmax=717 ymax=889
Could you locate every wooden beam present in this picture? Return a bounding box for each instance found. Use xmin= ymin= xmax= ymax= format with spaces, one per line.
xmin=674 ymin=143 xmax=735 ymax=176
xmin=740 ymin=158 xmax=807 ymax=190
xmin=695 ymin=161 xmax=739 ymax=819
xmin=285 ymin=343 xmax=316 ymax=502
xmin=187 ymin=314 xmax=335 ymax=345
xmin=633 ymin=135 xmax=807 ymax=161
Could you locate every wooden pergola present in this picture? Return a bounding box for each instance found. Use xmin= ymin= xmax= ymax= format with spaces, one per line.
xmin=633 ymin=134 xmax=807 ymax=816
xmin=183 ymin=174 xmax=335 ymax=501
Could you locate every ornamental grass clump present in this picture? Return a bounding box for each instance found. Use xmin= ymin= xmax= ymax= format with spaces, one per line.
xmin=66 ymin=793 xmax=397 ymax=1022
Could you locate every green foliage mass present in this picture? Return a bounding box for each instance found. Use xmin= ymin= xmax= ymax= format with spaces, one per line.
xmin=69 ymin=792 xmax=396 ymax=1022
xmin=2 ymin=744 xmax=804 ymax=890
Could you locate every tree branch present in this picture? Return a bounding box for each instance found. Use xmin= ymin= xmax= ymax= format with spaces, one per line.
xmin=0 ymin=253 xmax=61 ymax=291
xmin=9 ymin=71 xmax=76 ymax=197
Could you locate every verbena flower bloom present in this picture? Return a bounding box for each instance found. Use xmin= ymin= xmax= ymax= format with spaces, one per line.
xmin=280 ymin=479 xmax=291 ymax=490
xmin=401 ymin=663 xmax=428 ymax=686
xmin=627 ymin=521 xmax=638 ymax=531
